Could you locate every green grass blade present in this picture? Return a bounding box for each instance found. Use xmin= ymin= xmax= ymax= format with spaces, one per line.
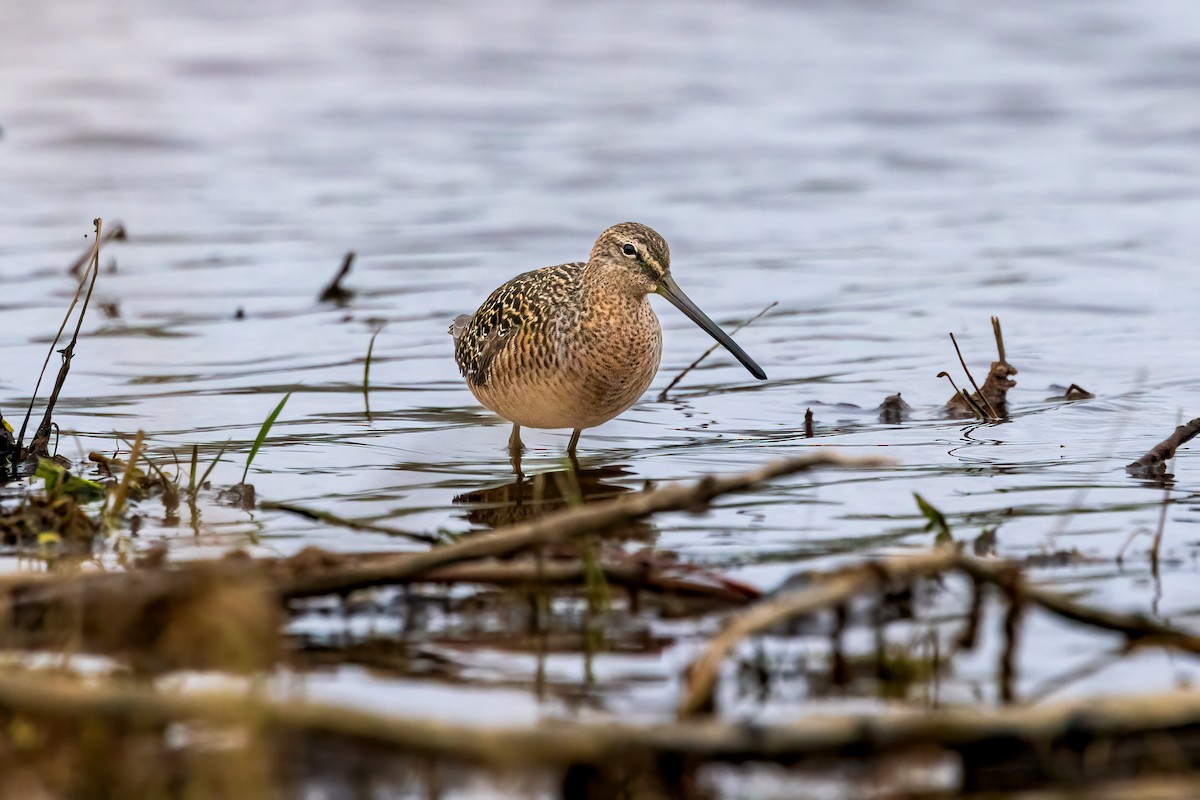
xmin=240 ymin=393 xmax=291 ymax=485
xmin=196 ymin=439 xmax=230 ymax=495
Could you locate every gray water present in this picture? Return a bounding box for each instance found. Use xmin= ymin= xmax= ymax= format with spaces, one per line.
xmin=2 ymin=0 xmax=1200 ymax=787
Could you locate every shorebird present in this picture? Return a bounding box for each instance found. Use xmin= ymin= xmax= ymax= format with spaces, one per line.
xmin=450 ymin=222 xmax=766 ymax=457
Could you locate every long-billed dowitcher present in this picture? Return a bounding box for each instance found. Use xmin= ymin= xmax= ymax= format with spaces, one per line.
xmin=450 ymin=222 xmax=766 ymax=456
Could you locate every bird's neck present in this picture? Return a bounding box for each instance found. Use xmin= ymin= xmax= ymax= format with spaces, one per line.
xmin=581 ymin=262 xmax=647 ymax=304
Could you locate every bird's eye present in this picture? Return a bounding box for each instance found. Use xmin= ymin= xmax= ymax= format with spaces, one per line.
xmin=622 ymin=243 xmax=637 ymax=257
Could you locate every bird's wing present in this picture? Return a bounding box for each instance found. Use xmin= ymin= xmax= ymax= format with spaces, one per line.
xmin=454 ymin=263 xmax=581 ymax=387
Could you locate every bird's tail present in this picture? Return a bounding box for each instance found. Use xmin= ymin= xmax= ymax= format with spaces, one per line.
xmin=448 ymin=314 xmax=472 ymax=343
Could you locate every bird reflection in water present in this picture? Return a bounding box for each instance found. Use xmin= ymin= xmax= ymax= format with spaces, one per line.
xmin=452 ymin=463 xmax=655 ymax=541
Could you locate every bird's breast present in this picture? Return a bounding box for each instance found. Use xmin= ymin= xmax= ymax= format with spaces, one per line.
xmin=470 ymin=297 xmax=662 ymax=430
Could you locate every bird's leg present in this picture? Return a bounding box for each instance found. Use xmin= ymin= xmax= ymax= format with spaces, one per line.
xmin=507 ymin=424 xmax=524 ymax=478
xmin=567 ymin=428 xmax=582 ymax=456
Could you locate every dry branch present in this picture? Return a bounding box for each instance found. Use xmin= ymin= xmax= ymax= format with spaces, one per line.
xmin=260 ymin=500 xmax=441 ymax=544
xmin=1127 ymin=416 xmax=1200 ymax=472
xmin=679 ymin=548 xmax=961 ymax=717
xmin=0 ymin=552 xmax=756 ymax=669
xmin=679 ymin=548 xmax=1200 ymax=717
xmin=277 ymin=451 xmax=888 ymax=599
xmin=6 ymin=673 xmax=1200 ymax=790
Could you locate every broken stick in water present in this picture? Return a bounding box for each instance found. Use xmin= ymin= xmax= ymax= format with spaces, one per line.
xmin=1127 ymin=416 xmax=1200 ymax=473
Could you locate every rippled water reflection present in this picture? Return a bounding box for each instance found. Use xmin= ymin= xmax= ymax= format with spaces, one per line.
xmin=3 ymin=0 xmax=1200 ymax=760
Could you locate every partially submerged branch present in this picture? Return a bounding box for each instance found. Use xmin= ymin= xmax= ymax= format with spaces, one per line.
xmin=318 ymin=251 xmax=356 ymax=303
xmin=679 ymin=548 xmax=960 ymax=717
xmin=1127 ymin=416 xmax=1200 ymax=473
xmin=679 ymin=547 xmax=1200 ymax=717
xmin=943 ymin=317 xmax=1017 ymax=419
xmin=278 ymin=451 xmax=889 ymax=599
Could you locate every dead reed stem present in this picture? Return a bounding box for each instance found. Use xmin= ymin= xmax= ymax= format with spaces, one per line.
xmin=20 ymin=218 xmax=104 ymax=454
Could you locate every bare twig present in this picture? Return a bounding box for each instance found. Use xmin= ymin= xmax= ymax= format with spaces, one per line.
xmin=260 ymin=500 xmax=441 ymax=545
xmin=950 ymin=332 xmax=1001 ymax=420
xmin=938 ymin=371 xmax=988 ymax=420
xmin=67 ymin=221 xmax=125 ymax=275
xmin=20 ymin=219 xmax=104 ymax=454
xmin=656 ymin=301 xmax=776 ymax=401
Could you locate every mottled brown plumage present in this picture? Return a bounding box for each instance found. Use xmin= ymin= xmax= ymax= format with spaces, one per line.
xmin=451 ymin=222 xmax=765 ymax=455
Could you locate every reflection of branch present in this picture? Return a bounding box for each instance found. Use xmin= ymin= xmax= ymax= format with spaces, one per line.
xmin=679 ymin=548 xmax=1200 ymax=717
xmin=279 ymin=451 xmax=888 ymax=599
xmin=1127 ymin=416 xmax=1200 ymax=472
xmin=656 ymin=301 xmax=776 ymax=401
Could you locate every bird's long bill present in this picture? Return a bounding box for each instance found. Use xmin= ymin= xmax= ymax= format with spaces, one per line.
xmin=657 ymin=274 xmax=767 ymax=380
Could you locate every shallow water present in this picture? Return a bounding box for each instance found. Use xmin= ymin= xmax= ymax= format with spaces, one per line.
xmin=2 ymin=0 xmax=1200 ymax=787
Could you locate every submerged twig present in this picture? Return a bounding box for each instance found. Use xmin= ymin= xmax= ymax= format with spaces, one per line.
xmin=260 ymin=501 xmax=441 ymax=545
xmin=319 ymin=251 xmax=356 ymax=303
xmin=656 ymin=301 xmax=776 ymax=401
